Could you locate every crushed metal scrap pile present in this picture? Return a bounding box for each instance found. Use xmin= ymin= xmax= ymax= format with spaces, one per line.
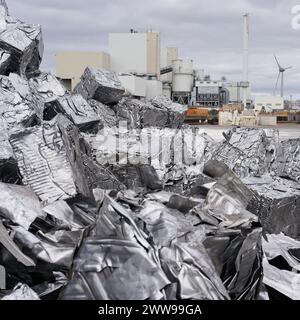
xmin=0 ymin=1 xmax=300 ymax=300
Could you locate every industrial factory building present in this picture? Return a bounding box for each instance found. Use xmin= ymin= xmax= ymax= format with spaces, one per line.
xmin=254 ymin=96 xmax=284 ymax=112
xmin=56 ymin=15 xmax=252 ymax=112
xmin=56 ymin=34 xmax=250 ymax=110
xmin=109 ymin=31 xmax=161 ymax=78
xmin=56 ymin=14 xmax=293 ymax=127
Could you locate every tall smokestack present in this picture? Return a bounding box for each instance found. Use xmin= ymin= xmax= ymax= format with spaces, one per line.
xmin=242 ymin=13 xmax=249 ymax=108
xmin=243 ymin=13 xmax=249 ymax=81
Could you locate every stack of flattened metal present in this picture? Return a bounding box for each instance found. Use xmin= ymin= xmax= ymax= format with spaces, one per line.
xmin=0 ymin=73 xmax=39 ymax=133
xmin=208 ymin=127 xmax=280 ymax=178
xmin=47 ymin=94 xmax=101 ymax=132
xmin=245 ymin=175 xmax=300 ymax=239
xmin=0 ymin=3 xmax=43 ymax=77
xmin=9 ymin=120 xmax=77 ymax=204
xmin=278 ymin=138 xmax=300 ymax=182
xmin=74 ymin=67 xmax=125 ymax=105
xmin=113 ymin=97 xmax=187 ymax=129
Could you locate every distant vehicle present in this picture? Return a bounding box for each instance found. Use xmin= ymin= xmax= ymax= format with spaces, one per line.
xmin=185 ymin=107 xmax=219 ymax=125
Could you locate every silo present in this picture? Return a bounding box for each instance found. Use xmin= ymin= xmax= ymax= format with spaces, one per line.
xmin=171 ymin=59 xmax=194 ymax=104
xmin=172 ymin=59 xmax=194 ymax=92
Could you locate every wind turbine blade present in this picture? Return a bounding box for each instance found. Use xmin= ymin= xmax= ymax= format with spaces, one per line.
xmin=284 ymin=66 xmax=293 ymax=70
xmin=274 ymin=71 xmax=280 ymax=95
xmin=274 ymin=54 xmax=281 ymax=69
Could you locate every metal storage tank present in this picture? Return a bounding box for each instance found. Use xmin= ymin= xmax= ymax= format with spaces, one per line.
xmin=172 ymin=59 xmax=194 ymax=93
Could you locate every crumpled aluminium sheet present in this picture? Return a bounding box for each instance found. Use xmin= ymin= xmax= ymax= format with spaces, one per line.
xmin=262 ymin=233 xmax=300 ymax=300
xmin=0 ymin=219 xmax=35 ymax=267
xmin=208 ymin=127 xmax=280 ymax=178
xmin=88 ymin=99 xmax=117 ymax=128
xmin=113 ymin=97 xmax=187 ymax=129
xmin=225 ymin=228 xmax=263 ymax=299
xmin=62 ymin=184 xmax=264 ymax=300
xmin=0 ymin=121 xmax=20 ymax=183
xmin=202 ymin=160 xmax=258 ymax=229
xmin=74 ymin=67 xmax=124 ymax=105
xmin=10 ymin=226 xmax=83 ymax=268
xmin=150 ymin=96 xmax=188 ymax=128
xmin=9 ymin=121 xmax=77 ymax=204
xmin=0 ymin=9 xmax=43 ymax=77
xmin=29 ymin=72 xmax=66 ymax=118
xmin=43 ymin=198 xmax=98 ymax=232
xmin=0 ymin=182 xmax=44 ymax=229
xmin=137 ymin=200 xmax=229 ymax=300
xmin=31 ymin=271 xmax=67 ymax=299
xmin=29 ymin=72 xmax=66 ymax=102
xmin=1 ymin=283 xmax=40 ymax=300
xmin=279 ymin=138 xmax=300 ymax=182
xmin=63 ymin=195 xmax=229 ymax=300
xmin=85 ymin=126 xmax=212 ymax=193
xmin=56 ymin=115 xmax=125 ymax=197
xmin=0 ymin=73 xmax=39 ymax=134
xmin=61 ymin=196 xmax=170 ymax=300
xmin=113 ymin=98 xmax=168 ymax=129
xmin=49 ymin=94 xmax=101 ymax=132
xmin=245 ymin=175 xmax=300 ymax=239
xmin=160 ymin=240 xmax=229 ymax=300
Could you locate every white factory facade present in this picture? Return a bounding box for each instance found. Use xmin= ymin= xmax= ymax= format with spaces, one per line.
xmin=254 ymin=96 xmax=284 ymax=112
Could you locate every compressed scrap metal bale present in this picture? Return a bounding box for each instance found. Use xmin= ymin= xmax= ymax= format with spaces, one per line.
xmin=29 ymin=72 xmax=67 ymax=118
xmin=208 ymin=127 xmax=280 ymax=178
xmin=0 ymin=7 xmax=43 ymax=77
xmin=113 ymin=98 xmax=172 ymax=129
xmin=56 ymin=115 xmax=125 ymax=196
xmin=47 ymin=94 xmax=101 ymax=132
xmin=85 ymin=126 xmax=212 ymax=178
xmin=88 ymin=99 xmax=117 ymax=128
xmin=150 ymin=96 xmax=188 ymax=128
xmin=0 ymin=73 xmax=40 ymax=133
xmin=277 ymin=138 xmax=300 ymax=182
xmin=245 ymin=175 xmax=300 ymax=239
xmin=74 ymin=67 xmax=124 ymax=105
xmin=9 ymin=121 xmax=77 ymax=204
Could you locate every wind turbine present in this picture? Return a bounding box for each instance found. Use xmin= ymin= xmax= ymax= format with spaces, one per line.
xmin=273 ymin=54 xmax=292 ymax=98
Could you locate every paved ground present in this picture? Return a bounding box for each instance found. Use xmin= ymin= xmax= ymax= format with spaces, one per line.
xmin=194 ymin=124 xmax=300 ymax=141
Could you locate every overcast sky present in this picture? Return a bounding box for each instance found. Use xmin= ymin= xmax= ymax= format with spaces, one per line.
xmin=7 ymin=0 xmax=300 ymax=99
